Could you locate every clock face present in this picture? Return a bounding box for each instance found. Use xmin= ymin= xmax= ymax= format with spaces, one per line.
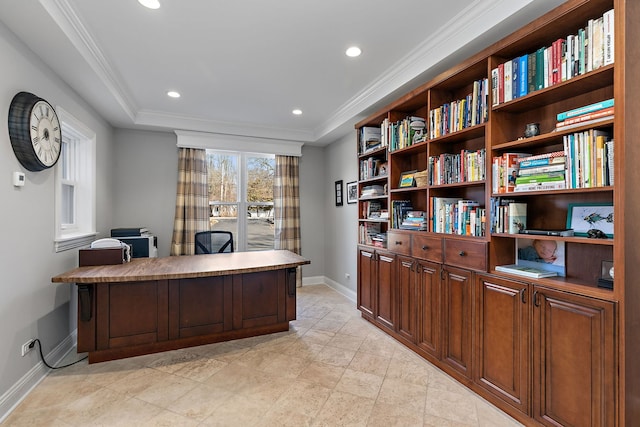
xmin=30 ymin=100 xmax=61 ymax=167
xmin=8 ymin=91 xmax=62 ymax=171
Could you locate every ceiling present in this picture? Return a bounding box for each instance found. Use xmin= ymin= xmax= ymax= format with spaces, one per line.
xmin=0 ymin=0 xmax=566 ymax=146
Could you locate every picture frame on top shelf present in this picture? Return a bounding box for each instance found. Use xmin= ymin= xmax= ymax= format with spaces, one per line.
xmin=566 ymin=202 xmax=614 ymax=237
xmin=399 ymin=170 xmax=417 ymax=188
xmin=346 ymin=181 xmax=358 ymax=204
xmin=335 ymin=180 xmax=343 ymax=206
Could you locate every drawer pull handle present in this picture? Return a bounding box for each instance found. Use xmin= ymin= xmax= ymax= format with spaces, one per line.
xmin=395 ymin=241 xmax=402 ymax=245
xmin=459 ymin=251 xmax=466 ymax=256
xmin=422 ymin=245 xmax=428 ymax=250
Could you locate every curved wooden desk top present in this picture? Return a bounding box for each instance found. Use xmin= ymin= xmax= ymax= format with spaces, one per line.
xmin=52 ymin=250 xmax=310 ymax=283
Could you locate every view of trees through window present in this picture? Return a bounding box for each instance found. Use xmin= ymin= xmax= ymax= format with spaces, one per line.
xmin=206 ymin=151 xmax=275 ymax=251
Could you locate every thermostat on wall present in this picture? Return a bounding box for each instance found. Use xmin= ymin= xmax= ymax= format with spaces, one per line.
xmin=13 ymin=171 xmax=25 ymax=187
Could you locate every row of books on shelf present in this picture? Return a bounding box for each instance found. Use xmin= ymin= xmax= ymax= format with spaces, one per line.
xmin=430 ymin=198 xmax=486 ymax=236
xmin=491 ymin=8 xmax=614 ymax=106
xmin=399 ymin=211 xmax=428 ymax=231
xmin=428 ymin=148 xmax=486 ymax=186
xmin=489 ymin=198 xmax=527 ymax=234
xmin=361 ymin=184 xmax=385 ymax=198
xmin=428 ymin=78 xmax=489 ymax=139
xmin=383 ymin=116 xmax=427 ymax=152
xmin=361 ymin=200 xmax=388 ymax=220
xmin=359 ymin=222 xmax=384 ymax=247
xmin=359 ymin=157 xmax=387 ymax=181
xmin=359 ymin=127 xmax=383 ymax=154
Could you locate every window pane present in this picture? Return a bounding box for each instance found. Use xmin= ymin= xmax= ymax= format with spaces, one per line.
xmin=209 ymin=203 xmax=237 ymax=248
xmin=207 ymin=153 xmax=238 ymax=202
xmin=247 ymin=204 xmax=274 ymax=250
xmin=61 ymin=183 xmax=75 ymax=225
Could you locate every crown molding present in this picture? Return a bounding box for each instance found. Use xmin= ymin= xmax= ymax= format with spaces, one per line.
xmin=313 ymin=0 xmax=537 ymax=140
xmin=39 ymin=0 xmax=138 ymax=122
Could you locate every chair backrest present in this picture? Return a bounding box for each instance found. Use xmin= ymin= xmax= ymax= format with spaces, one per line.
xmin=195 ymin=231 xmax=234 ymax=254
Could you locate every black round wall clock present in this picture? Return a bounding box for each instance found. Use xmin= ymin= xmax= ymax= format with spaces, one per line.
xmin=8 ymin=91 xmax=62 ymax=171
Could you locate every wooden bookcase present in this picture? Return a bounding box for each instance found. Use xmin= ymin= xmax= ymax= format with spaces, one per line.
xmin=355 ymin=0 xmax=639 ymax=425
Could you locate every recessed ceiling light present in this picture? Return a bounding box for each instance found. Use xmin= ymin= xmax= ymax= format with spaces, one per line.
xmin=345 ymin=46 xmax=362 ymax=57
xmin=138 ymin=0 xmax=160 ymax=10
xmin=167 ymin=91 xmax=180 ymax=98
xmin=292 ymin=109 xmax=302 ymax=115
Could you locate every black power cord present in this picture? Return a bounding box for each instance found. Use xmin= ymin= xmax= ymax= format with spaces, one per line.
xmin=31 ymin=338 xmax=88 ymax=369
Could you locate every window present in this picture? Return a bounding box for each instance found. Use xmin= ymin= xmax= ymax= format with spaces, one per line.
xmin=54 ymin=108 xmax=96 ymax=252
xmin=206 ymin=150 xmax=274 ymax=251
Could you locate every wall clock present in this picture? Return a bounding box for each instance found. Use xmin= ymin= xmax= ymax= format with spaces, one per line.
xmin=8 ymin=91 xmax=62 ymax=171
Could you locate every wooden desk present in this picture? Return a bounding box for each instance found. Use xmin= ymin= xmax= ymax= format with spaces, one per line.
xmin=52 ymin=250 xmax=310 ymax=363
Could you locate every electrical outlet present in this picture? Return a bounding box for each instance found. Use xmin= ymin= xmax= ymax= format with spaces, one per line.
xmin=21 ymin=339 xmax=35 ymax=357
xmin=345 ymin=273 xmax=351 ymax=280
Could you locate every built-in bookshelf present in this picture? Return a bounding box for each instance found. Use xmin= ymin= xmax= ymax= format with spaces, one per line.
xmin=355 ymin=0 xmax=639 ymax=425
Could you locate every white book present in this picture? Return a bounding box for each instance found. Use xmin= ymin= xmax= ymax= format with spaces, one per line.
xmin=495 ymin=264 xmax=558 ymax=278
xmin=603 ymin=9 xmax=614 ymax=65
xmin=503 ymin=60 xmax=512 ymax=102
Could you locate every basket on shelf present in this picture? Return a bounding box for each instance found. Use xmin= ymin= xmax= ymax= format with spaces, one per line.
xmin=414 ymin=170 xmax=429 ymax=187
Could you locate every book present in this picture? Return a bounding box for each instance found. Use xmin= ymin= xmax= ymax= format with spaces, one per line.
xmin=111 ymin=227 xmax=149 ymax=237
xmin=514 ymin=181 xmax=566 ymax=192
xmin=517 ymin=163 xmax=566 ymax=176
xmin=518 ymin=54 xmax=528 ymax=98
xmin=495 ymin=264 xmax=558 ymax=278
xmin=508 ymin=203 xmax=527 ymax=234
xmin=556 ymin=99 xmax=614 ymax=121
xmin=518 ymin=155 xmax=565 ymax=169
xmin=515 ymin=172 xmax=565 ymax=184
xmin=603 ymin=9 xmax=614 ymax=65
xmin=501 ymin=152 xmax=531 ymax=192
xmin=555 ymin=106 xmax=614 ymax=128
xmin=519 ymin=228 xmax=574 ymax=237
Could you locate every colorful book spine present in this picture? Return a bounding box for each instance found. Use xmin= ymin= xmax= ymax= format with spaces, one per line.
xmin=556 ymin=106 xmax=614 ymax=128
xmin=557 ymin=99 xmax=614 ymax=121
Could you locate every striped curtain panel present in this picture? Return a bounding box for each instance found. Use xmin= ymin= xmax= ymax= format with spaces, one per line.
xmin=274 ymin=155 xmax=302 ymax=286
xmin=170 ymin=148 xmax=209 ymax=256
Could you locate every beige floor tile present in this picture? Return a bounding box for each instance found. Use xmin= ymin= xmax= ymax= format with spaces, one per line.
xmin=166 ymin=383 xmax=233 ymax=421
xmin=385 ymin=358 xmax=431 ymax=386
xmin=270 ymin=380 xmax=332 ymax=418
xmin=281 ymin=339 xmax=325 ymax=359
xmin=326 ymin=333 xmax=365 ymax=352
xmin=367 ymin=401 xmax=424 ymax=427
xmin=300 ymin=329 xmax=335 ymax=346
xmin=424 ymin=386 xmax=479 ymax=425
xmin=199 ymin=394 xmax=272 ymax=426
xmin=312 ymin=345 xmax=356 ymax=367
xmin=142 ymin=409 xmax=201 ymax=427
xmin=257 ymin=407 xmax=314 ymax=427
xmin=313 ymin=390 xmax=375 ymax=427
xmin=334 ymin=368 xmax=383 ymax=399
xmin=297 ymin=360 xmax=346 ymax=389
xmin=377 ymin=377 xmax=427 ymax=414
xmin=311 ymin=318 xmax=349 ymax=333
xmin=348 ymin=351 xmax=391 ymax=377
xmin=359 ymin=334 xmax=397 ymax=358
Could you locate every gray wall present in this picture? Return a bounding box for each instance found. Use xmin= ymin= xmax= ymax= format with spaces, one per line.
xmin=0 ymin=21 xmax=115 ymax=402
xmin=111 ymin=129 xmax=328 ymax=280
xmin=323 ymin=133 xmax=358 ymax=294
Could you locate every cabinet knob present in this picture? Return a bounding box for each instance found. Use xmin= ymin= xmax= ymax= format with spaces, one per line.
xmin=422 ymin=245 xmax=428 ymax=250
xmin=459 ymin=251 xmax=466 ymax=256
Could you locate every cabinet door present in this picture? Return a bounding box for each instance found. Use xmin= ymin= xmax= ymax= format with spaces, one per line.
xmin=533 ymin=287 xmax=615 ymax=427
xmin=475 ymin=274 xmax=530 ymax=415
xmin=375 ymin=251 xmax=396 ymax=331
xmin=357 ymin=248 xmax=376 ymax=319
xmin=416 ymin=260 xmax=440 ymax=359
xmin=397 ymin=256 xmax=416 ymax=343
xmin=441 ymin=266 xmax=472 ymax=379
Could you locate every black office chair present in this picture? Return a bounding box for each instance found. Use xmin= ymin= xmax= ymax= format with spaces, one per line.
xmin=195 ymin=231 xmax=234 ymax=254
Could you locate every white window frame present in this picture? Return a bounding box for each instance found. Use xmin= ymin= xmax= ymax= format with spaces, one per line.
xmin=54 ymin=107 xmax=97 ymax=252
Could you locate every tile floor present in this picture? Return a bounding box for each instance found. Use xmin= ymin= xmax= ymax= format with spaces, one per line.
xmin=3 ymin=284 xmax=523 ymax=426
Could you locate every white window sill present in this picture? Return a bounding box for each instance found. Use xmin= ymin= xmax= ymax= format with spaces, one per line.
xmin=54 ymin=232 xmax=98 ymax=252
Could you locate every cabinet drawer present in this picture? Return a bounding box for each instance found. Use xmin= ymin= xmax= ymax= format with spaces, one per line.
xmin=444 ymin=239 xmax=487 ymax=271
xmin=387 ymin=231 xmax=411 ymax=256
xmin=411 ymin=235 xmax=442 ymax=263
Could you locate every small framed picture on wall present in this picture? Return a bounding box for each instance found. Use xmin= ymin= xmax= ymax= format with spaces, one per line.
xmin=346 ymin=181 xmax=358 ymax=204
xmin=335 ymin=180 xmax=343 ymax=206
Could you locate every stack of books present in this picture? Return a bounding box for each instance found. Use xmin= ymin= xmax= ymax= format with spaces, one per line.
xmin=361 ymin=185 xmax=385 ymax=197
xmin=492 ymin=152 xmax=532 ymax=193
xmin=391 ymin=200 xmax=412 ymax=229
xmin=400 ymin=211 xmax=428 ymax=231
xmin=514 ymin=152 xmax=566 ymax=192
xmin=359 ymin=127 xmax=382 ymax=153
xmin=555 ymin=98 xmax=614 ymax=131
xmin=491 ymin=8 xmax=614 ymax=106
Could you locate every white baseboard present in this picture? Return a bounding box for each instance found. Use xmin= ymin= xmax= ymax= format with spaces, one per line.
xmin=0 ymin=332 xmax=77 ymax=423
xmin=302 ymin=275 xmax=356 ymax=303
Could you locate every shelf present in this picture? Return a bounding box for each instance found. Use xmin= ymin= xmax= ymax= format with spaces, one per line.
xmin=493 ymin=118 xmax=614 ymax=151
xmin=358 ymin=218 xmax=388 ymax=223
xmin=491 ymin=186 xmax=613 ymax=197
xmin=489 ymin=269 xmax=616 ymax=302
xmin=492 ymin=65 xmax=613 ymax=114
xmin=359 ymin=175 xmax=388 ymax=184
xmin=359 ymin=195 xmax=387 ymax=201
xmin=358 ymin=146 xmax=387 ymax=158
xmin=492 ymin=233 xmax=614 ymax=246
xmin=428 ymin=123 xmax=486 ymax=145
xmin=389 ymin=186 xmax=427 ymax=194
xmin=430 ymin=180 xmax=486 ymax=190
xmin=389 ymin=139 xmax=428 ymax=156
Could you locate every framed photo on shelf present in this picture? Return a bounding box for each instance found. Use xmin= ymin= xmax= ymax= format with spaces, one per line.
xmin=335 ymin=180 xmax=343 ymax=206
xmin=399 ymin=170 xmax=417 ymax=188
xmin=566 ymin=203 xmax=614 ymax=237
xmin=517 ymin=238 xmax=566 ymax=277
xmin=346 ymin=181 xmax=358 ymax=204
